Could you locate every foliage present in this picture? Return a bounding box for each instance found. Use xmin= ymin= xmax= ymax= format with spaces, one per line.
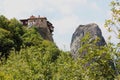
xmin=22 ymin=27 xmax=43 ymax=47
xmin=0 ymin=15 xmax=25 ymax=58
xmin=104 ymin=0 xmax=120 ymax=79
xmin=105 ymin=0 xmax=120 ymax=38
xmin=0 ymin=28 xmax=14 ymax=58
xmin=0 ymin=28 xmax=120 ymax=79
xmin=0 ymin=41 xmax=60 ymax=80
xmin=8 ymin=18 xmax=25 ymax=51
xmin=79 ymin=38 xmax=116 ymax=79
xmin=0 ymin=15 xmax=9 ymax=30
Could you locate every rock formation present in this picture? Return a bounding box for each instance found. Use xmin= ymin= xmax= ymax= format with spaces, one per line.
xmin=70 ymin=23 xmax=106 ymax=58
xmin=20 ymin=15 xmax=54 ymax=42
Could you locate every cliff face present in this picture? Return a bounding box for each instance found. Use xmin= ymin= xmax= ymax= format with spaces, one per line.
xmin=36 ymin=25 xmax=54 ymax=42
xmin=20 ymin=15 xmax=54 ymax=42
xmin=70 ymin=23 xmax=106 ymax=58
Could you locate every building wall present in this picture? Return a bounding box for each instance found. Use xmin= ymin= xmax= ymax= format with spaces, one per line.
xmin=38 ymin=18 xmax=48 ymax=28
xmin=28 ymin=18 xmax=48 ymax=28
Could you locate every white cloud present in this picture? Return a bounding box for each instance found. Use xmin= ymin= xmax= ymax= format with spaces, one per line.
xmin=2 ymin=0 xmax=88 ymax=18
xmin=3 ymin=0 xmax=45 ymax=18
xmin=46 ymin=0 xmax=87 ymax=15
xmin=0 ymin=1 xmax=5 ymax=14
xmin=53 ymin=15 xmax=80 ymax=35
xmin=90 ymin=2 xmax=101 ymax=11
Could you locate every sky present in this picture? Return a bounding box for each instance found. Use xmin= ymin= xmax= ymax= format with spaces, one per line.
xmin=0 ymin=0 xmax=118 ymax=51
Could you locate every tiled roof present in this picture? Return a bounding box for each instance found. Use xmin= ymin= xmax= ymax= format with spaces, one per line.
xmin=29 ymin=15 xmax=36 ymax=19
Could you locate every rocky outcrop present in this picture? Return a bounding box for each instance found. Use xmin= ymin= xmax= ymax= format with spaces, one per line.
xmin=37 ymin=27 xmax=54 ymax=42
xmin=70 ymin=23 xmax=106 ymax=58
xmin=35 ymin=18 xmax=54 ymax=42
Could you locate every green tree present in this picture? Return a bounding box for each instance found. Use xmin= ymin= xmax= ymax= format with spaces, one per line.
xmin=0 ymin=28 xmax=14 ymax=59
xmin=0 ymin=15 xmax=26 ymax=59
xmin=105 ymin=0 xmax=120 ymax=39
xmin=0 ymin=15 xmax=9 ymax=30
xmin=8 ymin=18 xmax=25 ymax=51
xmin=0 ymin=39 xmax=60 ymax=80
xmin=75 ymin=33 xmax=116 ymax=79
xmin=104 ymin=0 xmax=120 ymax=78
xmin=22 ymin=27 xmax=43 ymax=47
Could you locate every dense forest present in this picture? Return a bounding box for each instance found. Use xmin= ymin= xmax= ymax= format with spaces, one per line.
xmin=0 ymin=0 xmax=120 ymax=80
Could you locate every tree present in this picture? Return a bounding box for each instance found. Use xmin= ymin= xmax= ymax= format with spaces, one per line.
xmin=8 ymin=18 xmax=25 ymax=51
xmin=22 ymin=27 xmax=43 ymax=47
xmin=0 ymin=15 xmax=9 ymax=30
xmin=75 ymin=33 xmax=116 ymax=79
xmin=0 ymin=38 xmax=60 ymax=80
xmin=0 ymin=15 xmax=26 ymax=59
xmin=0 ymin=28 xmax=14 ymax=59
xmin=105 ymin=0 xmax=120 ymax=39
xmin=104 ymin=0 xmax=120 ymax=78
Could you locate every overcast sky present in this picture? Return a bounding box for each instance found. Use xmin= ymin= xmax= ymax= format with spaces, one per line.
xmin=0 ymin=0 xmax=118 ymax=51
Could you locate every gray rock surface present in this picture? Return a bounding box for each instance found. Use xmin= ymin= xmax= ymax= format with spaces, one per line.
xmin=37 ymin=27 xmax=54 ymax=42
xmin=70 ymin=23 xmax=106 ymax=58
